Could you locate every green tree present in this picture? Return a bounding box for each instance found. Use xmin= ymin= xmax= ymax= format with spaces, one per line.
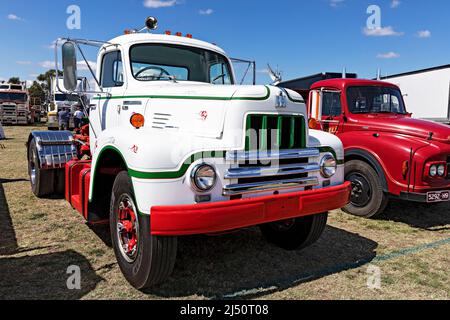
xmin=28 ymin=81 xmax=46 ymax=103
xmin=8 ymin=77 xmax=21 ymax=84
xmin=37 ymin=70 xmax=63 ymax=92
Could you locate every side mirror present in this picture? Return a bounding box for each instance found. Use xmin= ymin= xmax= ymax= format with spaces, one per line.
xmin=62 ymin=41 xmax=78 ymax=92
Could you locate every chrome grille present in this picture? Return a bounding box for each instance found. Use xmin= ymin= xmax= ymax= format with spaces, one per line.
xmin=224 ymin=148 xmax=320 ymax=196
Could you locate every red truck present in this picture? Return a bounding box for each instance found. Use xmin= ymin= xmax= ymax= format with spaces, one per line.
xmin=286 ymin=78 xmax=450 ymax=218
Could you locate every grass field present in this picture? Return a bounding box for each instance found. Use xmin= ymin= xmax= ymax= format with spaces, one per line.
xmin=0 ymin=125 xmax=449 ymax=300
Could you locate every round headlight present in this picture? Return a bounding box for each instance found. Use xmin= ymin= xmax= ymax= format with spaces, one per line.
xmin=191 ymin=164 xmax=217 ymax=192
xmin=438 ymin=164 xmax=446 ymax=177
xmin=320 ymin=154 xmax=337 ymax=178
xmin=429 ymin=165 xmax=437 ymax=177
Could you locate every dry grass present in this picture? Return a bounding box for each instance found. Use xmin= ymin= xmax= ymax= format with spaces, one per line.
xmin=0 ymin=125 xmax=449 ymax=300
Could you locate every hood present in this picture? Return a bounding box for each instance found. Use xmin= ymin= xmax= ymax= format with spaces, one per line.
xmin=354 ymin=115 xmax=450 ymax=144
xmin=142 ymin=83 xmax=273 ymax=139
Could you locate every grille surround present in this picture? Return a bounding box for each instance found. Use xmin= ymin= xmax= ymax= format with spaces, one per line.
xmin=223 ymin=114 xmax=321 ymax=197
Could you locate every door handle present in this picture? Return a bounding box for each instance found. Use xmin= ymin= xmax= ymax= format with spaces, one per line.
xmin=117 ymin=105 xmax=121 ymax=114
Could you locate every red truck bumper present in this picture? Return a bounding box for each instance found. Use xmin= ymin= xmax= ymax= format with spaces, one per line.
xmin=151 ymin=182 xmax=351 ymax=236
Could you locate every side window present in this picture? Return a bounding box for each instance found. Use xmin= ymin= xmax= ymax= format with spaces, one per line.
xmin=322 ymin=91 xmax=342 ymax=117
xmin=101 ymin=51 xmax=124 ymax=88
xmin=210 ymin=63 xmax=231 ymax=85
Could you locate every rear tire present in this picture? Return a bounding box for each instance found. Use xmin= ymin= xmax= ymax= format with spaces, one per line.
xmin=28 ymin=138 xmax=55 ymax=197
xmin=343 ymin=160 xmax=388 ymax=218
xmin=260 ymin=212 xmax=328 ymax=251
xmin=110 ymin=171 xmax=177 ymax=290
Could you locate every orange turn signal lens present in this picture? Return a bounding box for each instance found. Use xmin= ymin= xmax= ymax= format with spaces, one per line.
xmin=308 ymin=118 xmax=317 ymax=129
xmin=130 ymin=113 xmax=145 ymax=129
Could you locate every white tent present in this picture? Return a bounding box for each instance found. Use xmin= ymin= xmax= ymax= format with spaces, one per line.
xmin=0 ymin=123 xmax=5 ymax=140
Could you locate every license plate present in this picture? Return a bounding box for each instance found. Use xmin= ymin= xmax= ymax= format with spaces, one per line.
xmin=427 ymin=191 xmax=450 ymax=203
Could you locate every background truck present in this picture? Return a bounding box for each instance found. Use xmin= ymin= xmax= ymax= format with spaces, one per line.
xmin=26 ymin=17 xmax=350 ymax=290
xmin=47 ymin=76 xmax=87 ymax=130
xmin=0 ymin=82 xmax=32 ymax=125
xmin=281 ymin=76 xmax=450 ymax=218
xmin=380 ymin=64 xmax=450 ymax=124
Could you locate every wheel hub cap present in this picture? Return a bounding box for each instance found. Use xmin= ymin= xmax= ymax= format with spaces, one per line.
xmin=347 ymin=173 xmax=372 ymax=207
xmin=116 ymin=195 xmax=139 ymax=263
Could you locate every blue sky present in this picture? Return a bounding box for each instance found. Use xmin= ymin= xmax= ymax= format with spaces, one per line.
xmin=1 ymin=0 xmax=450 ymax=85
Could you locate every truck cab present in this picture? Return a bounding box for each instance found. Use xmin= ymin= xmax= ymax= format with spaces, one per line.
xmin=47 ymin=77 xmax=86 ymax=130
xmin=307 ymin=78 xmax=450 ymax=218
xmin=27 ymin=18 xmax=351 ymax=290
xmin=0 ymin=83 xmax=30 ymax=125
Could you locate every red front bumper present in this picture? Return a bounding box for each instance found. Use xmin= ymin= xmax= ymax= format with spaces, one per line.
xmin=151 ymin=182 xmax=351 ymax=236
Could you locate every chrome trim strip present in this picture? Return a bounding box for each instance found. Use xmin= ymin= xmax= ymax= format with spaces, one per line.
xmin=226 ymin=148 xmax=320 ymax=162
xmin=224 ymin=163 xmax=320 ymax=179
xmin=223 ymin=177 xmax=319 ymax=196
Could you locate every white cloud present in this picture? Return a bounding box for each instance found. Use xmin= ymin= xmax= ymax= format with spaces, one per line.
xmin=391 ymin=0 xmax=401 ymax=8
xmin=7 ymin=14 xmax=23 ymax=21
xmin=363 ymin=26 xmax=404 ymax=37
xmin=329 ymin=0 xmax=345 ymax=7
xmin=143 ymin=0 xmax=177 ymax=8
xmin=39 ymin=61 xmax=57 ymax=69
xmin=29 ymin=74 xmax=39 ymax=78
xmin=416 ymin=30 xmax=431 ymax=38
xmin=16 ymin=61 xmax=32 ymax=65
xmin=77 ymin=60 xmax=97 ymax=72
xmin=44 ymin=41 xmax=57 ymax=50
xmin=377 ymin=52 xmax=400 ymax=59
xmin=199 ymin=9 xmax=214 ymax=15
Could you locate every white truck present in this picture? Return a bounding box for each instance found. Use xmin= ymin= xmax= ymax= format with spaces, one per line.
xmin=26 ymin=17 xmax=350 ymax=289
xmin=381 ymin=64 xmax=450 ymax=123
xmin=47 ymin=77 xmax=87 ymax=130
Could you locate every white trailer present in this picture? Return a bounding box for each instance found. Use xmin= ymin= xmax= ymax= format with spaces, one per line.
xmin=381 ymin=65 xmax=450 ymax=123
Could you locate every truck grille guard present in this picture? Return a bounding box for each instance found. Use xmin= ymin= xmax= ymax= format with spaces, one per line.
xmin=223 ymin=148 xmax=321 ymax=196
xmin=222 ymin=114 xmax=321 ymax=196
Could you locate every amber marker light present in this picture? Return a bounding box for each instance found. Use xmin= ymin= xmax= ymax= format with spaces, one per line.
xmin=130 ymin=113 xmax=145 ymax=129
xmin=308 ymin=118 xmax=318 ymax=129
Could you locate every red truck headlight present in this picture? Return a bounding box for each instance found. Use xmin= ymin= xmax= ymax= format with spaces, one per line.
xmin=425 ymin=162 xmax=446 ymax=178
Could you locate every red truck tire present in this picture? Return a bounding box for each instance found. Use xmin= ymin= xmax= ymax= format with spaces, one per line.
xmin=343 ymin=160 xmax=388 ymax=218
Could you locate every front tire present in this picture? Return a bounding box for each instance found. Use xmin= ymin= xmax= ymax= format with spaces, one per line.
xmin=260 ymin=212 xmax=328 ymax=251
xmin=110 ymin=171 xmax=177 ymax=290
xmin=343 ymin=160 xmax=388 ymax=218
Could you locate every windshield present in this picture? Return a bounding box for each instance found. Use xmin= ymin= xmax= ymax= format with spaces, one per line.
xmin=55 ymin=94 xmax=78 ymax=102
xmin=130 ymin=43 xmax=234 ymax=84
xmin=347 ymin=86 xmax=407 ymax=114
xmin=0 ymin=93 xmax=27 ymax=102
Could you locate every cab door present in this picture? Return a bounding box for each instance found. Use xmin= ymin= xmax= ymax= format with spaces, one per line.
xmin=308 ymin=88 xmax=344 ymax=135
xmin=93 ymin=50 xmax=126 ymax=133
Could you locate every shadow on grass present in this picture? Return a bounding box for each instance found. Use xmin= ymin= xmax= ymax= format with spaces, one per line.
xmin=0 ymin=180 xmax=103 ymax=299
xmin=0 ymin=179 xmax=18 ymax=255
xmin=148 ymin=225 xmax=378 ymax=299
xmin=380 ymin=198 xmax=450 ymax=231
xmin=0 ymin=250 xmax=104 ymax=300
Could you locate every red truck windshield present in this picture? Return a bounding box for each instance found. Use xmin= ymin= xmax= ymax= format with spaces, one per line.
xmin=347 ymin=86 xmax=407 ymax=115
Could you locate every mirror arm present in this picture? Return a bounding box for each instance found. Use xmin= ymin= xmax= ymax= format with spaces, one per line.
xmin=74 ymin=42 xmax=103 ymax=92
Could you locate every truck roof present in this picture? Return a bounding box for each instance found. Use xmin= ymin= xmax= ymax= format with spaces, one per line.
xmin=311 ymin=78 xmax=400 ymax=90
xmin=106 ymin=33 xmax=227 ymax=56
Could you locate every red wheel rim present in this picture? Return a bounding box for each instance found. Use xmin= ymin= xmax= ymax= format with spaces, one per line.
xmin=116 ymin=194 xmax=139 ymax=263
